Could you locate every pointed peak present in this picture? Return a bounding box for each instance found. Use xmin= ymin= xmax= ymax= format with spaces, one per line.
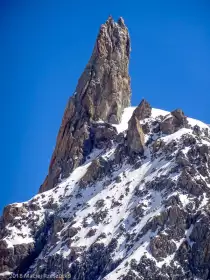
xmin=139 ymin=98 xmax=150 ymax=105
xmin=118 ymin=17 xmax=126 ymax=28
xmin=97 ymin=16 xmax=130 ymax=59
xmin=133 ymin=99 xmax=152 ymax=120
xmin=106 ymin=15 xmax=114 ymax=22
xmin=104 ymin=15 xmax=114 ymax=27
xmin=39 ymin=17 xmax=131 ymax=192
xmin=171 ymin=108 xmax=185 ymax=117
xmin=103 ymin=16 xmax=127 ymax=29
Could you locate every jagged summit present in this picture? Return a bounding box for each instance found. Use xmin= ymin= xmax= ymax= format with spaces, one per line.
xmin=40 ymin=17 xmax=131 ymax=192
xmin=1 ymin=18 xmax=210 ymax=280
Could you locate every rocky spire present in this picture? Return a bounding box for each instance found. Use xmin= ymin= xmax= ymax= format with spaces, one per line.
xmin=133 ymin=99 xmax=152 ymax=120
xmin=127 ymin=115 xmax=145 ymax=154
xmin=39 ymin=17 xmax=131 ymax=192
xmin=126 ymin=99 xmax=151 ymax=155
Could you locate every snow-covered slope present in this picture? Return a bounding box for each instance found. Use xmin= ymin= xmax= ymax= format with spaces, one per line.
xmin=1 ymin=105 xmax=210 ymax=280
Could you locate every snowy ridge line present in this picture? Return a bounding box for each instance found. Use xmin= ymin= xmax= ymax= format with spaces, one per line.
xmin=1 ymin=106 xmax=210 ymax=279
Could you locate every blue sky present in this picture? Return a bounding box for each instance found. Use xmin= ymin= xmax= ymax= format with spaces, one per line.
xmin=1 ymin=0 xmax=210 ymax=213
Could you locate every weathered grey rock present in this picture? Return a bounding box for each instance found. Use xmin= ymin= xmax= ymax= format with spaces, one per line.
xmin=178 ymin=169 xmax=208 ymax=196
xmin=182 ymin=133 xmax=197 ymax=146
xmin=0 ymin=242 xmax=34 ymax=275
xmin=79 ymin=157 xmax=111 ymax=187
xmin=142 ymin=122 xmax=150 ymax=134
xmin=53 ymin=216 xmax=64 ymax=233
xmin=171 ymin=108 xmax=186 ymax=121
xmin=177 ymin=214 xmax=210 ymax=280
xmin=40 ymin=16 xmax=131 ymax=192
xmin=90 ymin=122 xmax=117 ymax=149
xmin=176 ymin=150 xmax=190 ymax=167
xmin=86 ymin=228 xmax=97 ymax=237
xmin=67 ymin=226 xmax=80 ymax=238
xmin=127 ymin=116 xmax=144 ymax=154
xmin=2 ymin=204 xmax=27 ymax=225
xmin=167 ymin=206 xmax=187 ymax=228
xmin=126 ymin=100 xmax=152 ymax=154
xmin=152 ymin=139 xmax=165 ymax=153
xmin=92 ymin=209 xmax=109 ymax=224
xmin=133 ymin=204 xmax=144 ymax=218
xmin=150 ymin=234 xmax=177 ymax=260
xmin=116 ymin=132 xmax=125 ymax=144
xmin=133 ymin=99 xmax=152 ymax=120
xmin=193 ymin=125 xmax=202 ymax=136
xmin=129 ymin=256 xmax=162 ymax=280
xmin=113 ymin=144 xmax=127 ymax=165
xmin=198 ymin=144 xmax=209 ymax=158
xmin=94 ymin=199 xmax=105 ymax=209
xmin=160 ymin=116 xmax=175 ymax=134
xmin=160 ymin=109 xmax=188 ymax=134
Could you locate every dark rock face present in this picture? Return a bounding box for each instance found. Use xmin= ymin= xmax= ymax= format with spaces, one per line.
xmin=40 ymin=16 xmax=131 ymax=192
xmin=0 ymin=213 xmax=53 ymax=278
xmin=127 ymin=115 xmax=144 ymax=154
xmin=133 ymin=99 xmax=152 ymax=120
xmin=178 ymin=169 xmax=208 ymax=196
xmin=126 ymin=99 xmax=152 ymax=154
xmin=90 ymin=122 xmax=117 ymax=149
xmin=80 ymin=157 xmax=111 ymax=187
xmin=2 ymin=204 xmax=27 ymax=225
xmin=25 ymin=240 xmax=119 ymax=280
xmin=150 ymin=234 xmax=177 ymax=260
xmin=0 ymin=243 xmax=34 ymax=274
xmin=160 ymin=109 xmax=188 ymax=134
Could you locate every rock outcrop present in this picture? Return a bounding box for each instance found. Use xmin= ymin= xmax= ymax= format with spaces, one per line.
xmin=160 ymin=109 xmax=188 ymax=134
xmin=79 ymin=157 xmax=111 ymax=187
xmin=40 ymin=16 xmax=131 ymax=192
xmin=132 ymin=99 xmax=152 ymax=120
xmin=90 ymin=123 xmax=117 ymax=149
xmin=126 ymin=99 xmax=151 ymax=154
xmin=127 ymin=115 xmax=144 ymax=154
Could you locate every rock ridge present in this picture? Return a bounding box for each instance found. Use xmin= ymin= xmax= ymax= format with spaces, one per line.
xmin=39 ymin=16 xmax=131 ymax=193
